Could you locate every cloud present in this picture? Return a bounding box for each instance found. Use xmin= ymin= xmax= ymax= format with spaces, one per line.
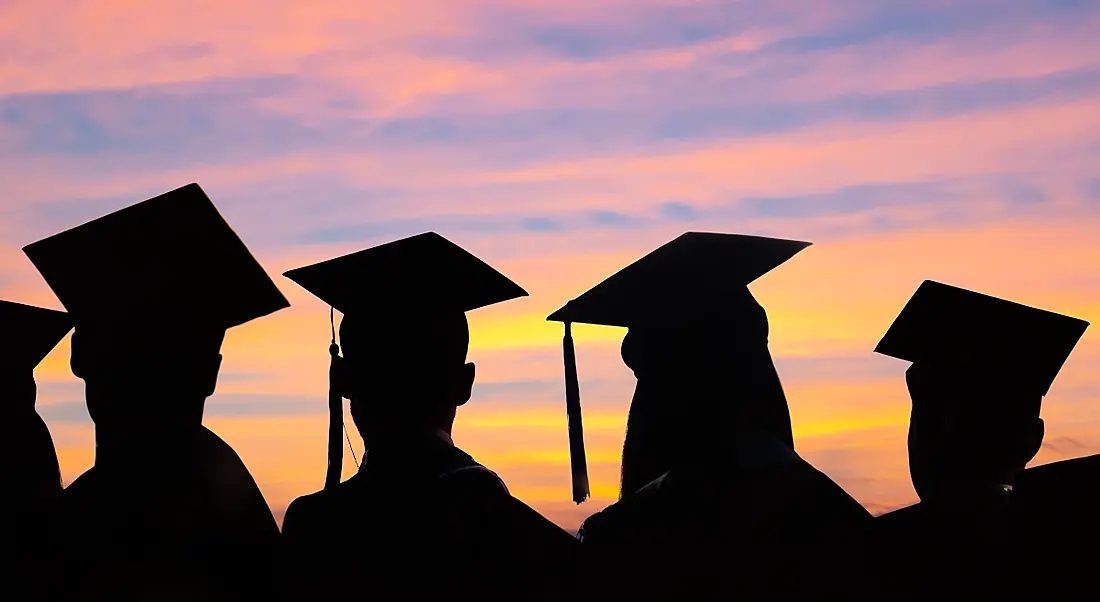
xmin=205 ymin=394 xmax=327 ymax=418
xmin=775 ymin=354 xmax=905 ymax=384
xmin=217 ymin=372 xmax=270 ymax=383
xmin=1085 ymin=179 xmax=1100 ymax=200
xmin=1039 ymin=436 xmax=1099 ymax=459
xmin=739 ymin=180 xmax=958 ymax=219
xmin=520 ymin=217 xmax=563 ymax=232
xmin=999 ymin=180 xmax=1050 ymax=206
xmin=36 ymin=401 xmax=89 ymax=424
xmin=7 ymin=66 xmax=1098 ymax=168
xmin=588 ymin=209 xmax=644 ymax=228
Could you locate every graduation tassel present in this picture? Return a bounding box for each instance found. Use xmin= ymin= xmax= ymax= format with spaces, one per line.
xmin=324 ymin=306 xmax=343 ymax=491
xmin=563 ymin=322 xmax=590 ymax=504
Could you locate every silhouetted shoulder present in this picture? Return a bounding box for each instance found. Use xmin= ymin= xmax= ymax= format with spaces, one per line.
xmin=199 ymin=429 xmax=264 ymax=483
xmin=802 ymin=465 xmax=874 ymax=521
xmin=437 ymin=463 xmax=509 ymax=496
xmin=281 ymin=482 xmax=346 ymax=541
xmin=579 ymin=472 xmax=668 ymax=544
xmin=872 ymin=502 xmax=927 ymax=565
xmin=431 ymin=464 xmax=518 ymax=545
xmin=1015 ymin=454 xmax=1100 ymax=500
xmin=194 ymin=427 xmax=279 ymax=528
xmin=434 ymin=466 xmax=579 ymax=599
xmin=582 ymin=456 xmax=875 ymax=599
xmin=1008 ymin=455 xmax=1100 ymax=597
xmin=282 ymin=487 xmax=328 ymax=525
xmin=584 ymin=458 xmax=869 ymax=543
xmin=876 ymin=501 xmax=922 ymax=521
xmin=62 ymin=465 xmax=99 ymax=498
xmin=1012 ymin=454 xmax=1100 ymax=537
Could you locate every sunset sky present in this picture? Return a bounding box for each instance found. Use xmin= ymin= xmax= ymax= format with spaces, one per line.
xmin=4 ymin=0 xmax=1100 ymax=531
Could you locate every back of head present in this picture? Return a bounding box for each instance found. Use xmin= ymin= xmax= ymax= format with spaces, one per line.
xmin=71 ymin=312 xmax=226 ymax=432
xmin=339 ymin=311 xmax=472 ymax=442
xmin=282 ymin=232 xmax=527 ymax=487
xmin=617 ymin=298 xmax=794 ymax=495
xmin=546 ymin=232 xmax=812 ymax=502
xmin=22 ymin=182 xmax=289 ymax=443
xmin=906 ymin=361 xmax=1044 ymax=503
xmin=876 ymin=281 xmax=1087 ymax=505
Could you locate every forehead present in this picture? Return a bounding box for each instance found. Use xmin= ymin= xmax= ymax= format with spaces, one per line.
xmin=73 ymin=317 xmax=225 ymax=350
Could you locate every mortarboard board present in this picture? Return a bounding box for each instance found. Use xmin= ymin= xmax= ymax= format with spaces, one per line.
xmin=22 ymin=183 xmax=289 ymax=330
xmin=0 ymin=300 xmax=73 ymax=370
xmin=283 ymin=232 xmax=528 ymax=490
xmin=283 ymin=231 xmax=528 ymax=317
xmin=547 ymin=232 xmax=812 ymax=503
xmin=875 ymin=280 xmax=1089 ymax=397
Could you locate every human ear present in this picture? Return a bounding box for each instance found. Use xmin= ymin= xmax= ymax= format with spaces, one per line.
xmin=453 ymin=362 xmax=475 ymax=407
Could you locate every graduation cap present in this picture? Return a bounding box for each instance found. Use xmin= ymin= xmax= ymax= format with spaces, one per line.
xmin=0 ymin=300 xmax=72 ymax=370
xmin=547 ymin=232 xmax=812 ymax=503
xmin=875 ymin=280 xmax=1089 ymax=397
xmin=283 ymin=232 xmax=528 ymax=490
xmin=22 ymin=183 xmax=289 ymax=331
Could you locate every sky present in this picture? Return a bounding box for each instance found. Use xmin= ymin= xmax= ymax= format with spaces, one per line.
xmin=4 ymin=0 xmax=1100 ymax=531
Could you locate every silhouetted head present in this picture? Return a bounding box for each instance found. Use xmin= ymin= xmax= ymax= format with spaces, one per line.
xmin=874 ymin=280 xmax=1089 ymax=507
xmin=282 ymin=232 xmax=528 ymax=463
xmin=20 ymin=182 xmax=290 ymax=456
xmin=546 ymin=232 xmax=812 ymax=502
xmin=906 ymin=362 xmax=1044 ymax=505
xmin=336 ymin=312 xmax=475 ymax=448
xmin=70 ymin=313 xmax=225 ymax=439
xmin=617 ymin=297 xmax=793 ymax=496
xmin=0 ymin=300 xmax=72 ymax=413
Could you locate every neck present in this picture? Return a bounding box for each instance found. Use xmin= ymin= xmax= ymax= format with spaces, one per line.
xmin=366 ymin=423 xmax=453 ymax=449
xmin=94 ymin=421 xmax=201 ymax=466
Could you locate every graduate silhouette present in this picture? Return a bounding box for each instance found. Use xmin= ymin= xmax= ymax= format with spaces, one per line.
xmin=23 ymin=183 xmax=290 ymax=601
xmin=550 ymin=232 xmax=874 ymax=601
xmin=0 ymin=300 xmax=72 ymax=601
xmin=280 ymin=232 xmax=578 ymax=601
xmin=872 ymin=280 xmax=1089 ymax=600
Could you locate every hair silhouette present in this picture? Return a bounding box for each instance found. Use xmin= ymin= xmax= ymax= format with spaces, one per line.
xmin=3 ymin=368 xmax=65 ymax=602
xmin=0 ymin=300 xmax=71 ymax=601
xmin=548 ymin=233 xmax=874 ymax=600
xmin=617 ymin=317 xmax=793 ymax=497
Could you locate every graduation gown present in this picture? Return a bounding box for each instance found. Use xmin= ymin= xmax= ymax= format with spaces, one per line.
xmin=282 ymin=431 xmax=579 ymax=601
xmin=1005 ymin=455 xmax=1100 ymax=598
xmin=873 ymin=492 xmax=1011 ymax=601
xmin=579 ymin=434 xmax=874 ymax=601
xmin=2 ymin=411 xmax=63 ymax=602
xmin=55 ymin=426 xmax=283 ymax=601
xmin=876 ymin=457 xmax=1100 ymax=602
